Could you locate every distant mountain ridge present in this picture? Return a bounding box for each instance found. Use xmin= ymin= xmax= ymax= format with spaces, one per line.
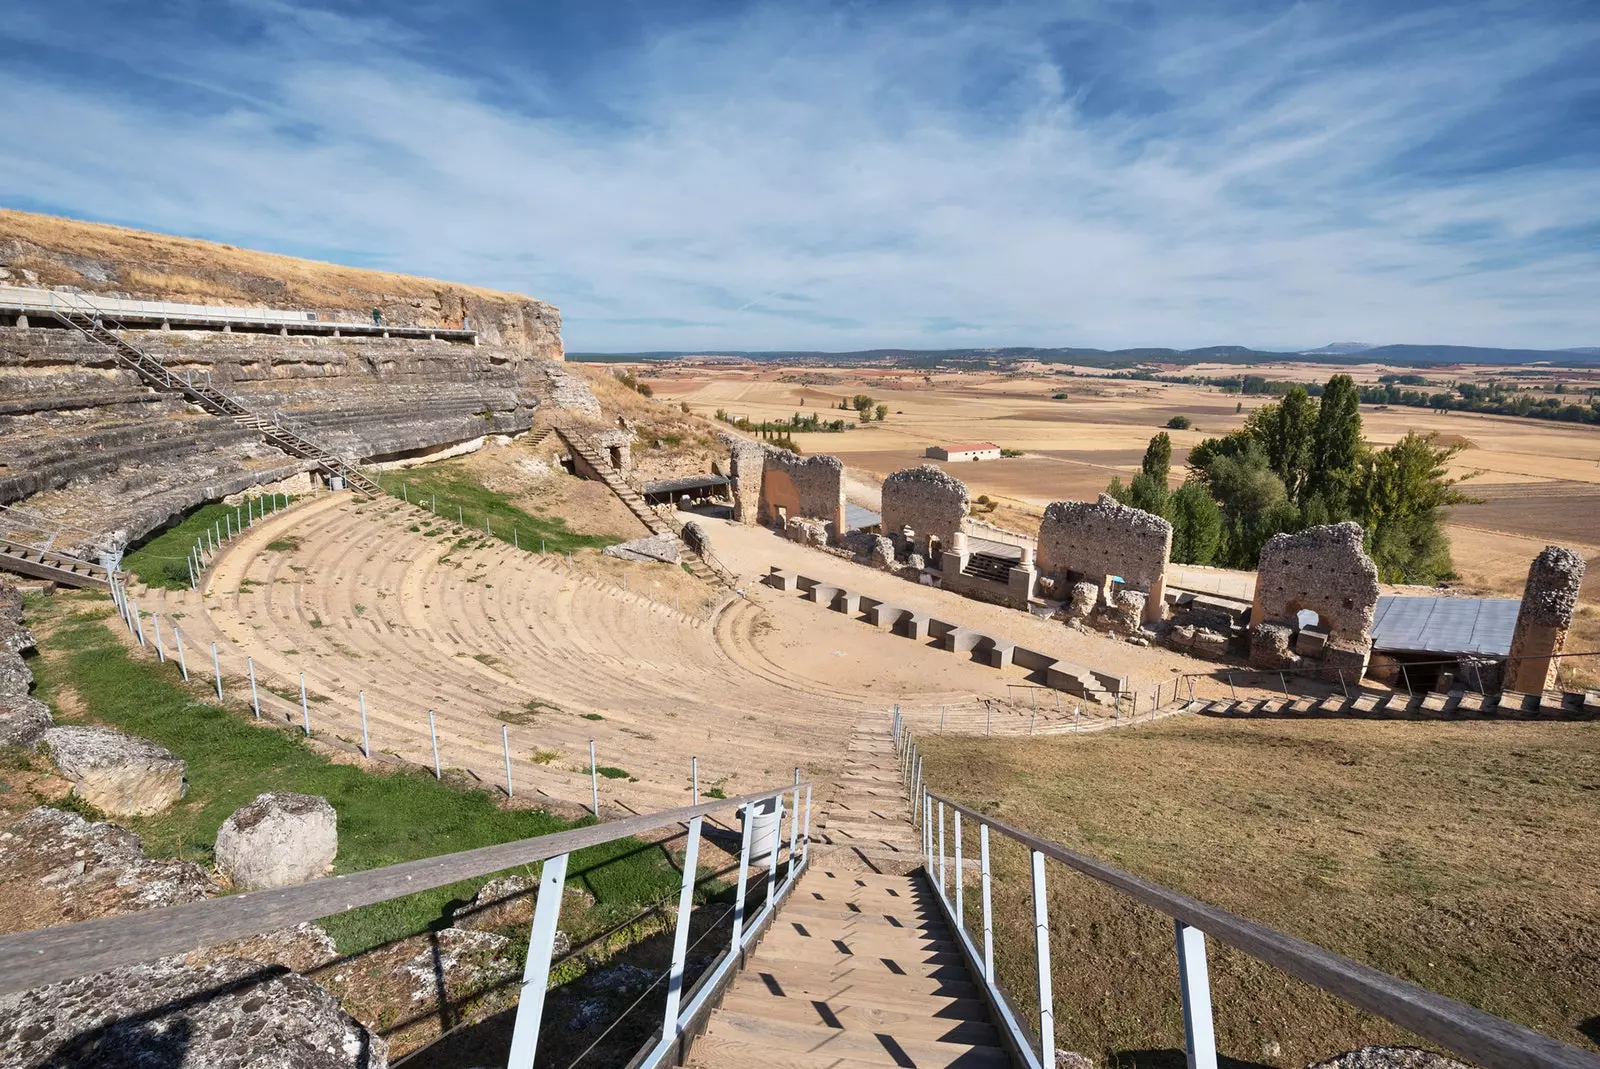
xmin=571 ymin=342 xmax=1600 ymax=369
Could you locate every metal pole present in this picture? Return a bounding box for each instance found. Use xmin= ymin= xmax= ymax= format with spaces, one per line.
xmin=1176 ymin=921 xmax=1219 ymax=1069
xmin=940 ymin=705 xmax=946 ymax=733
xmin=912 ymin=755 xmax=923 ymax=821
xmin=152 ymin=614 xmax=165 ymax=663
xmin=986 ymin=703 xmax=991 ymax=736
xmin=1033 ymin=849 xmax=1055 ymax=1067
xmin=1337 ymin=669 xmax=1349 ymax=699
xmin=211 ymin=643 xmax=223 ymax=700
xmin=938 ymin=801 xmax=946 ymax=894
xmin=248 ymin=657 xmax=259 ymax=717
xmin=513 ymin=526 xmax=518 ymax=550
xmin=691 ymin=757 xmax=698 ymax=801
xmin=980 ymin=822 xmax=994 ymax=983
xmin=359 ymin=692 xmax=369 ymax=757
xmin=923 ymin=791 xmax=932 ymax=861
xmin=954 ymin=809 xmax=964 ymax=929
xmin=661 ymin=814 xmax=704 ymax=1041
xmin=402 ymin=483 xmax=408 ymax=503
xmin=174 ymin=628 xmax=189 ymax=680
xmin=589 ymin=740 xmax=599 ymax=817
xmin=1279 ymin=671 xmax=1290 ymax=698
xmin=801 ymin=783 xmax=812 ymax=864
xmin=132 ymin=602 xmax=146 ymax=646
xmin=1401 ymin=663 xmax=1413 ymax=698
xmin=300 ymin=673 xmax=310 ymax=734
xmin=505 ymin=851 xmax=569 ymax=1069
xmin=729 ymin=802 xmax=756 ymax=950
xmin=788 ymin=769 xmax=802 ymax=887
xmin=429 ymin=711 xmax=441 ymax=778
xmin=186 ymin=555 xmax=195 ymax=590
xmin=503 ymin=725 xmax=514 ymax=798
xmin=458 ymin=504 xmax=463 ymax=524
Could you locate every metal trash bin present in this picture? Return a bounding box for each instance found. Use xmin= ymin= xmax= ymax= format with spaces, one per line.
xmin=739 ymin=795 xmax=783 ymax=867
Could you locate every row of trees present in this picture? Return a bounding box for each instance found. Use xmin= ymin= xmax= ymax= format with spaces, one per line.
xmin=1107 ymin=375 xmax=1474 ymax=582
xmin=837 ymin=394 xmax=891 ymax=422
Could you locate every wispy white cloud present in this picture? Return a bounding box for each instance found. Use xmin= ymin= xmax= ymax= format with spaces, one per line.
xmin=0 ymin=0 xmax=1596 ymax=350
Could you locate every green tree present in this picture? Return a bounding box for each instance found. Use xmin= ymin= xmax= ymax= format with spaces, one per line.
xmin=1204 ymin=441 xmax=1300 ymax=567
xmin=852 ymin=394 xmax=875 ymax=417
xmin=1166 ymin=414 xmax=1192 ymax=430
xmin=1168 ymin=482 xmax=1223 ymax=565
xmin=1350 ymin=432 xmax=1474 ymax=583
xmin=1141 ymin=432 xmax=1172 ymax=484
xmin=1246 ymin=387 xmax=1316 ymax=502
xmin=874 ymin=403 xmax=889 ymax=422
xmin=1307 ymin=373 xmax=1363 ymax=517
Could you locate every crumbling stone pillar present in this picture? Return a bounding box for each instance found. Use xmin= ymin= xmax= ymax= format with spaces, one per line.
xmin=1506 ymin=546 xmax=1586 ymax=693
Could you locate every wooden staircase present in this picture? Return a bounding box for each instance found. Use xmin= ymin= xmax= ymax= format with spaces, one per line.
xmin=553 ymin=423 xmax=733 ymax=587
xmin=48 ymin=305 xmax=380 ymax=497
xmin=961 ymin=551 xmax=1015 ymax=584
xmin=1188 ymin=686 xmax=1600 ymax=720
xmin=0 ymin=535 xmax=110 ymax=589
xmin=686 ymin=721 xmax=1008 ymax=1068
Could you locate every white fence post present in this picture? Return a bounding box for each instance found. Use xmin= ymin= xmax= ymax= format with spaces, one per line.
xmin=954 ymin=809 xmax=964 ymax=930
xmin=938 ymin=801 xmax=947 ymax=895
xmin=1032 ymin=849 xmax=1055 ymax=1067
xmin=980 ymin=822 xmax=994 ymax=983
xmin=503 ymin=725 xmax=513 ymax=798
xmin=729 ymin=804 xmax=756 ymax=951
xmin=429 ymin=711 xmax=441 ymax=778
xmin=589 ymin=739 xmax=598 ymax=817
xmin=173 ymin=627 xmax=189 ymax=681
xmin=1176 ymin=921 xmax=1219 ymax=1069
xmin=505 ymin=852 xmax=570 ymax=1069
xmin=359 ymin=691 xmax=369 ymax=757
xmin=691 ymin=756 xmax=698 ymax=801
xmin=247 ymin=657 xmax=259 ymax=717
xmin=152 ymin=614 xmax=165 ymax=663
xmin=211 ymin=643 xmax=223 ymax=700
xmin=131 ymin=601 xmax=146 ymax=646
xmin=660 ymin=815 xmax=704 ymax=1045
xmin=299 ymin=672 xmax=310 ymax=734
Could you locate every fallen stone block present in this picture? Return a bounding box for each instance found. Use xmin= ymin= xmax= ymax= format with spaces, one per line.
xmin=601 ymin=533 xmax=681 ymax=564
xmin=215 ymin=792 xmax=338 ymax=890
xmin=0 ymin=693 xmax=53 ymax=749
xmin=0 ymin=956 xmax=387 ymax=1069
xmin=42 ymin=725 xmax=187 ymax=817
xmin=0 ymin=650 xmax=33 ymax=699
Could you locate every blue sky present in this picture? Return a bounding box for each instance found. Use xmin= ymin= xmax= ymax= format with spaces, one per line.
xmin=2 ymin=0 xmax=1597 ymax=352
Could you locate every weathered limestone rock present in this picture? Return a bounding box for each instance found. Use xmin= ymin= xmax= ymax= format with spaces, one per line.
xmin=0 ymin=618 xmax=35 ymax=655
xmin=681 ymin=520 xmax=711 ymax=559
xmin=1251 ymin=522 xmax=1379 ymax=670
xmin=0 ymin=807 xmax=214 ymax=924
xmin=1506 ymin=545 xmax=1586 ymax=693
xmin=868 ymin=534 xmax=896 ymax=570
xmin=215 ymin=792 xmax=338 ymax=890
xmin=881 ymin=465 xmax=969 ymax=558
xmin=905 ymin=552 xmax=926 ymax=572
xmin=205 ymin=922 xmax=341 ymax=974
xmin=784 ymin=516 xmax=829 ymax=547
xmin=539 ymin=363 xmax=602 ymax=416
xmin=0 ymin=650 xmax=33 ymax=699
xmin=0 ymin=694 xmax=54 ymax=749
xmin=42 ymin=726 xmax=187 ymax=817
xmin=1190 ymin=628 xmax=1231 ymax=658
xmin=602 ymin=533 xmax=681 ymax=564
xmin=1307 ymin=1047 xmax=1471 ymax=1069
xmin=1066 ymin=581 xmax=1099 ymax=620
xmin=0 ymin=579 xmax=23 ymax=623
xmin=1252 ymin=622 xmax=1297 ymax=668
xmin=1038 ymin=494 xmax=1172 ymax=624
xmin=0 ymin=955 xmax=387 ymax=1068
xmin=1089 ymin=590 xmax=1145 ymax=635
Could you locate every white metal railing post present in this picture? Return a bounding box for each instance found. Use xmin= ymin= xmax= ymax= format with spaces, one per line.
xmin=923 ymin=792 xmax=932 ymax=862
xmin=173 ymin=627 xmax=188 ymax=680
xmin=247 ymin=657 xmax=259 ymax=717
xmin=152 ymin=614 xmax=165 ymax=663
xmin=430 ymin=711 xmax=441 ymax=778
xmin=211 ymin=643 xmax=223 ymax=700
xmin=954 ymin=809 xmax=964 ymax=929
xmin=359 ymin=691 xmax=369 ymax=757
xmin=660 ymin=815 xmax=704 ymax=1042
xmin=299 ymin=673 xmax=310 ymax=735
xmin=801 ymin=783 xmax=812 ymax=864
xmin=132 ymin=601 xmax=146 ymax=646
xmin=1176 ymin=921 xmax=1219 ymax=1069
xmin=589 ymin=740 xmax=599 ymax=817
xmin=938 ymin=801 xmax=947 ymax=896
xmin=691 ymin=756 xmax=698 ymax=801
xmin=912 ymin=755 xmax=923 ymax=823
xmin=787 ymin=769 xmax=801 ymax=889
xmin=1032 ymin=849 xmax=1055 ymax=1067
xmin=505 ymin=851 xmax=570 ymax=1069
xmin=980 ymin=822 xmax=994 ymax=982
xmin=729 ymin=802 xmax=756 ymax=951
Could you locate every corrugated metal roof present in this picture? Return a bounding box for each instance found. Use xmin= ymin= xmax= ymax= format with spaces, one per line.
xmin=1369 ymin=595 xmax=1520 ymax=656
xmin=845 ymin=504 xmax=881 ymax=531
xmin=642 ymin=475 xmax=729 ymax=495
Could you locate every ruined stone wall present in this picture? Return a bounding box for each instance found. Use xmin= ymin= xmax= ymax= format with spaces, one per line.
xmin=758 ymin=449 xmax=846 ymax=540
xmin=725 ymin=437 xmax=765 ymax=525
xmin=1037 ymin=495 xmax=1170 ymax=591
xmin=1250 ymin=521 xmax=1379 ymax=670
xmin=1506 ymin=546 xmax=1586 ymax=693
xmin=880 ymin=466 xmax=969 ymax=556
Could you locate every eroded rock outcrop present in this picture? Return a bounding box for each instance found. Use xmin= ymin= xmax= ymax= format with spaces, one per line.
xmin=0 ymin=955 xmax=387 ymax=1069
xmin=215 ymin=792 xmax=338 ymax=890
xmin=42 ymin=725 xmax=187 ymax=817
xmin=0 ymin=695 xmax=54 ymax=749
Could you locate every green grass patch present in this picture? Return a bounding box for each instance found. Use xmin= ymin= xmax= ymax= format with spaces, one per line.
xmin=25 ymin=594 xmax=683 ymax=954
xmin=580 ymin=712 xmax=605 ymax=721
xmin=530 ymin=749 xmax=561 ymax=764
xmin=122 ymin=496 xmax=292 ymax=589
xmin=595 ymin=766 xmax=631 ymax=780
xmin=379 ymin=464 xmax=619 ymax=554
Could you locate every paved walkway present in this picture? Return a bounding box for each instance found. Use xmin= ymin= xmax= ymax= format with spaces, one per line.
xmin=687 ymin=720 xmax=1009 ymax=1067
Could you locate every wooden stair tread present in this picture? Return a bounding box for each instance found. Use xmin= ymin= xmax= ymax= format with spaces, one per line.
xmin=704 ymin=1010 xmax=1009 ymax=1067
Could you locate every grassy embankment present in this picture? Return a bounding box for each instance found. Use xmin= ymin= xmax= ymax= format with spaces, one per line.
xmin=920 ymin=719 xmax=1600 ymax=1068
xmin=376 ymin=464 xmax=619 ymax=554
xmin=20 ymin=594 xmax=690 ymax=954
xmin=121 ymin=493 xmax=287 ymax=589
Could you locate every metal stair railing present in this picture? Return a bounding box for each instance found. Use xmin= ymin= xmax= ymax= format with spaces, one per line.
xmin=890 ymin=713 xmax=1600 ymax=1069
xmin=0 ymin=778 xmax=813 ymax=1069
xmin=44 ymin=292 xmax=380 ymax=497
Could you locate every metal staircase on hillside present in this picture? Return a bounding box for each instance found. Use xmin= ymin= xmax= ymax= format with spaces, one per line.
xmin=553 ymin=423 xmax=737 ymax=587
xmin=47 ymin=299 xmax=380 ymax=497
xmin=0 ymin=504 xmax=113 ymax=589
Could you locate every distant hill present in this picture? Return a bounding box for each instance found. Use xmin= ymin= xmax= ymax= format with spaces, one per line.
xmin=570 ymin=343 xmax=1600 ymax=369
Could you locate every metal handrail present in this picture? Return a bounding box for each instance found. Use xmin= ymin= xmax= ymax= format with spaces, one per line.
xmin=0 ymin=777 xmax=813 ymax=1068
xmin=893 ymin=718 xmax=1600 ymax=1069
